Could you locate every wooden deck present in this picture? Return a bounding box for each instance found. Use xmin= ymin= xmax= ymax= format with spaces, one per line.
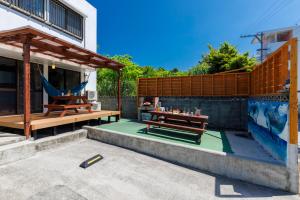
xmin=0 ymin=110 xmax=120 ymax=131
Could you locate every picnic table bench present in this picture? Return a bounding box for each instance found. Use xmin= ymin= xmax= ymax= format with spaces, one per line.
xmin=144 ymin=111 xmax=208 ymax=144
xmin=44 ymin=96 xmax=92 ymax=117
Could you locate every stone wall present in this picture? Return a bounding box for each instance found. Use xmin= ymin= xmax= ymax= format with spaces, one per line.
xmin=98 ymin=96 xmax=248 ymax=131
xmin=98 ymin=96 xmax=137 ymax=119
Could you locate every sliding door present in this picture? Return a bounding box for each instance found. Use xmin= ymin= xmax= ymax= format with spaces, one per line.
xmin=48 ymin=67 xmax=81 ymax=95
xmin=17 ymin=62 xmax=43 ymax=114
xmin=0 ymin=57 xmax=17 ymax=116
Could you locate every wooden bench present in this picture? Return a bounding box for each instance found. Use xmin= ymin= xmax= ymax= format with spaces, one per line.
xmin=144 ymin=111 xmax=208 ymax=144
xmin=45 ymin=103 xmax=92 ymax=117
xmin=44 ymin=103 xmax=92 ymax=110
xmin=144 ymin=120 xmax=205 ymax=144
xmin=44 ymin=96 xmax=92 ymax=117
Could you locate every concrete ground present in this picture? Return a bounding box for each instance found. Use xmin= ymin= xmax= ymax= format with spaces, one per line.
xmin=226 ymin=131 xmax=278 ymax=163
xmin=0 ymin=139 xmax=298 ymax=200
xmin=99 ymin=119 xmax=280 ymax=163
xmin=0 ymin=132 xmax=25 ymax=146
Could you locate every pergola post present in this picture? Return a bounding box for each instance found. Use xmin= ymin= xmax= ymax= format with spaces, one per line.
xmin=117 ymin=70 xmax=122 ymax=113
xmin=22 ymin=36 xmax=32 ymax=139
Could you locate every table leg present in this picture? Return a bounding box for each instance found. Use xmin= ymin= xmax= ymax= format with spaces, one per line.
xmin=53 ymin=127 xmax=57 ymax=136
xmin=196 ymin=134 xmax=202 ymax=144
xmin=115 ymin=115 xmax=120 ymax=122
xmin=87 ymin=106 xmax=92 ymax=113
xmin=44 ymin=110 xmax=50 ymax=116
xmin=146 ymin=124 xmax=150 ymax=133
xmin=60 ymin=110 xmax=67 ymax=117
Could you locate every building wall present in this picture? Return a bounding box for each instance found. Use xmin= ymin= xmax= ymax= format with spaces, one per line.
xmin=0 ymin=0 xmax=97 ymax=51
xmin=0 ymin=0 xmax=98 ymax=95
xmin=264 ymin=26 xmax=300 ymax=55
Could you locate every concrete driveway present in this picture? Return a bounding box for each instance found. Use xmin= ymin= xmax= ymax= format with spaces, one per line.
xmin=0 ymin=139 xmax=298 ymax=200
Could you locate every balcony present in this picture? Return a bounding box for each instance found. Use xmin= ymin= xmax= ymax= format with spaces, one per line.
xmin=0 ymin=0 xmax=83 ymax=39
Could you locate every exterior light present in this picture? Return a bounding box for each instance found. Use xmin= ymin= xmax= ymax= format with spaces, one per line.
xmin=51 ymin=63 xmax=56 ymax=70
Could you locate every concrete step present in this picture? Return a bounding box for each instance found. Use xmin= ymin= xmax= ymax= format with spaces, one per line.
xmin=0 ymin=132 xmax=26 ymax=146
xmin=0 ymin=129 xmax=87 ymax=166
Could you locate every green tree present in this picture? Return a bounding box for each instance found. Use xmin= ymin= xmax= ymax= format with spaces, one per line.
xmin=97 ymin=55 xmax=188 ymax=96
xmin=188 ymin=63 xmax=209 ymax=75
xmin=189 ymin=42 xmax=256 ymax=74
xmin=97 ymin=55 xmax=143 ymax=96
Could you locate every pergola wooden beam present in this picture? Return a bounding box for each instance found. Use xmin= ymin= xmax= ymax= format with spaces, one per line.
xmin=21 ymin=36 xmax=33 ymax=139
xmin=0 ymin=26 xmax=125 ymax=70
xmin=118 ymin=70 xmax=122 ymax=112
xmin=0 ymin=26 xmax=124 ymax=139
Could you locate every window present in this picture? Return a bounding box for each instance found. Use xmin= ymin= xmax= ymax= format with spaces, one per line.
xmin=0 ymin=57 xmax=17 ymax=115
xmin=48 ymin=67 xmax=81 ymax=92
xmin=1 ymin=0 xmax=84 ymax=39
xmin=49 ymin=0 xmax=83 ymax=38
xmin=266 ymin=33 xmax=276 ymax=43
xmin=3 ymin=0 xmax=44 ymax=18
xmin=0 ymin=57 xmax=43 ymax=115
xmin=277 ymin=30 xmax=292 ymax=42
xmin=49 ymin=0 xmax=66 ymax=30
xmin=17 ymin=62 xmax=43 ymax=114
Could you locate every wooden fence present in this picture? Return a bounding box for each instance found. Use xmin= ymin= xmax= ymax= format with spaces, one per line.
xmin=250 ymin=38 xmax=294 ymax=96
xmin=138 ymin=73 xmax=250 ymax=97
xmin=138 ymin=38 xmax=296 ymax=97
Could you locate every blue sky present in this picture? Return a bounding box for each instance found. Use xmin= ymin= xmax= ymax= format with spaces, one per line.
xmin=87 ymin=0 xmax=300 ymax=70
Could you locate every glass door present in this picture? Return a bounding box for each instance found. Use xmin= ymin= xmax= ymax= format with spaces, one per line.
xmin=0 ymin=57 xmax=17 ymax=116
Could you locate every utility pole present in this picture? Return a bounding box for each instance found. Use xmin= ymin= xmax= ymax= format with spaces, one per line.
xmin=241 ymin=32 xmax=267 ymax=63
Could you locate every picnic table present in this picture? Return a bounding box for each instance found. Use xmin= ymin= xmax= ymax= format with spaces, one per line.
xmin=144 ymin=111 xmax=208 ymax=143
xmin=44 ymin=96 xmax=92 ymax=117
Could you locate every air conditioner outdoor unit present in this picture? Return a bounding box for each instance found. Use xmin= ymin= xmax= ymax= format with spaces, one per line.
xmin=91 ymin=102 xmax=101 ymax=111
xmin=86 ymin=90 xmax=97 ymax=101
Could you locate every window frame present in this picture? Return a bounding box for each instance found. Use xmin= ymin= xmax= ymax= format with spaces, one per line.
xmin=49 ymin=0 xmax=84 ymax=39
xmin=1 ymin=0 xmax=45 ymax=19
xmin=0 ymin=0 xmax=84 ymax=40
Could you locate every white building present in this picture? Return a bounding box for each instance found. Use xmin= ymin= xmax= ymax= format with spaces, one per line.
xmin=252 ymin=25 xmax=298 ymax=59
xmin=0 ymin=0 xmax=122 ymax=116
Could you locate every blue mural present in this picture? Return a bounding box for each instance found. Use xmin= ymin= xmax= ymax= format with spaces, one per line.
xmin=248 ymin=99 xmax=288 ymax=162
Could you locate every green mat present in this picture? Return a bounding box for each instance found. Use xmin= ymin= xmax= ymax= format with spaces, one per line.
xmin=98 ymin=118 xmax=233 ymax=153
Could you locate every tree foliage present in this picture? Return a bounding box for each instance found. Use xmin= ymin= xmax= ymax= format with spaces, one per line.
xmin=97 ymin=55 xmax=187 ymax=96
xmin=189 ymin=42 xmax=256 ymax=75
xmin=97 ymin=42 xmax=256 ymax=96
xmin=188 ymin=62 xmax=209 ymax=75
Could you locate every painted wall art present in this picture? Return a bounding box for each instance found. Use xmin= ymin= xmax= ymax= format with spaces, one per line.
xmin=248 ymin=99 xmax=288 ymax=162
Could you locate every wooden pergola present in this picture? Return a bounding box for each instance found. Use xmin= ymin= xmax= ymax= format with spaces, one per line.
xmin=0 ymin=26 xmax=124 ymax=139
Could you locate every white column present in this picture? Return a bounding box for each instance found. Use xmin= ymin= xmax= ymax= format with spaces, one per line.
xmin=81 ymin=70 xmax=85 ymax=96
xmin=43 ymin=63 xmax=48 ymax=113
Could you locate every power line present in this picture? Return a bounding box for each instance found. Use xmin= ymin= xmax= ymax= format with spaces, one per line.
xmin=240 ymin=33 xmax=266 ymax=63
xmin=246 ymin=0 xmax=285 ymax=31
xmin=237 ymin=0 xmax=296 ymax=61
xmin=259 ymin=0 xmax=295 ymax=25
xmin=243 ymin=0 xmax=286 ymax=33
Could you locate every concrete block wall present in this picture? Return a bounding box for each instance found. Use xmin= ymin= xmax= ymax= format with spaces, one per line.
xmin=159 ymin=97 xmax=248 ymax=130
xmin=98 ymin=96 xmax=137 ymax=119
xmin=98 ymin=96 xmax=247 ymax=130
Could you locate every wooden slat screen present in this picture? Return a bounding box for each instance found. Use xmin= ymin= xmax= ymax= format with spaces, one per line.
xmin=250 ymin=38 xmax=293 ymax=96
xmin=138 ymin=72 xmax=251 ymax=97
xmin=138 ymin=38 xmax=295 ymax=97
